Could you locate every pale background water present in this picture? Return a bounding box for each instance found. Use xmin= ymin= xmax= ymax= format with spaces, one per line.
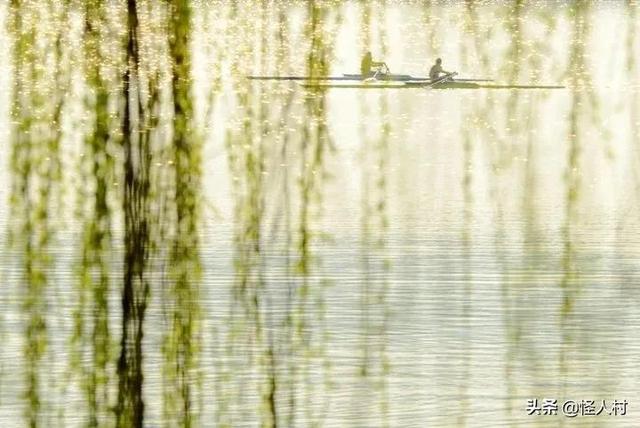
xmin=1 ymin=1 xmax=640 ymax=427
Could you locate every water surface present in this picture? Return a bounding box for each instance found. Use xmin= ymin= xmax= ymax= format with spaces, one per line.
xmin=1 ymin=1 xmax=640 ymax=427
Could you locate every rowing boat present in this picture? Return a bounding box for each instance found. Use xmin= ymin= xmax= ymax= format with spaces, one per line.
xmin=340 ymin=73 xmax=493 ymax=82
xmin=300 ymin=81 xmax=565 ymax=89
xmin=248 ymin=70 xmax=564 ymax=89
xmin=247 ymin=73 xmax=493 ymax=83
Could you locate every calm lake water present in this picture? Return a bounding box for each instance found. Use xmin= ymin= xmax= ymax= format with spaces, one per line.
xmin=1 ymin=1 xmax=640 ymax=427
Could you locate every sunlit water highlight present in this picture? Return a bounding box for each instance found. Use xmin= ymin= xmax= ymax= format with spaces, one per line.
xmin=1 ymin=1 xmax=639 ymax=427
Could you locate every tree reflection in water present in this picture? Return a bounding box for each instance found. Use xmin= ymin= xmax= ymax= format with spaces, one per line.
xmin=2 ymin=1 xmax=639 ymax=426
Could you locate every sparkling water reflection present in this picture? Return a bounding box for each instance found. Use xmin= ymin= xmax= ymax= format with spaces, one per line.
xmin=1 ymin=1 xmax=640 ymax=427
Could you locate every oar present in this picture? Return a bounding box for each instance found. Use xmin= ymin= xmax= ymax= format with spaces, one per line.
xmin=364 ymin=64 xmax=390 ymax=82
xmin=423 ymin=72 xmax=458 ymax=89
xmin=365 ymin=69 xmax=380 ymax=82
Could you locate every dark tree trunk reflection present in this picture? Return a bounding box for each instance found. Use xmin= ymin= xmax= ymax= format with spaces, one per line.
xmin=116 ymin=1 xmax=149 ymax=426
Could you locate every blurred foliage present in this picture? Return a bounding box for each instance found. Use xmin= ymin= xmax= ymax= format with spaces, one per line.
xmin=2 ymin=0 xmax=636 ymax=426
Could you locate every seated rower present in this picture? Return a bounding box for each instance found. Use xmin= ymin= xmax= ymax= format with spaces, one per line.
xmin=429 ymin=58 xmax=453 ymax=81
xmin=360 ymin=51 xmax=389 ymax=78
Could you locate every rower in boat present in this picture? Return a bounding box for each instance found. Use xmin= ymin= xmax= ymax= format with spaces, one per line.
xmin=429 ymin=58 xmax=453 ymax=81
xmin=360 ymin=51 xmax=389 ymax=79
